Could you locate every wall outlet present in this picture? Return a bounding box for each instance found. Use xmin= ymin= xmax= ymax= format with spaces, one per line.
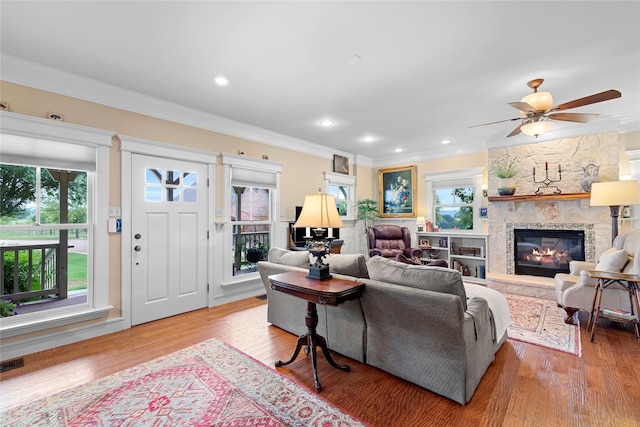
xmin=47 ymin=112 xmax=64 ymax=121
xmin=0 ymin=101 xmax=8 ymax=111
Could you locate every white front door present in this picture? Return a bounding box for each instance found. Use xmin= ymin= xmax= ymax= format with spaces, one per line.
xmin=131 ymin=153 xmax=208 ymax=325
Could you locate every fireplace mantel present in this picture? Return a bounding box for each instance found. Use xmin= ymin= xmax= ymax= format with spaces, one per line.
xmin=488 ymin=193 xmax=590 ymax=202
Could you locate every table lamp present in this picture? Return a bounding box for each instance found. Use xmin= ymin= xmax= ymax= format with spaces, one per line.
xmin=294 ymin=191 xmax=344 ymax=280
xmin=590 ymin=180 xmax=640 ymax=244
xmin=416 ymin=216 xmax=426 ymax=232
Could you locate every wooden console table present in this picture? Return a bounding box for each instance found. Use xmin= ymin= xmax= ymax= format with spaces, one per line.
xmin=586 ymin=270 xmax=640 ymax=342
xmin=268 ymin=271 xmax=364 ymax=391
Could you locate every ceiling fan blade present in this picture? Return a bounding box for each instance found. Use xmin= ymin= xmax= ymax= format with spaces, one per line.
xmin=551 ymin=89 xmax=621 ymax=111
xmin=469 ymin=117 xmax=521 ymax=128
xmin=547 ymin=112 xmax=599 ymax=123
xmin=507 ymin=124 xmax=523 ymax=137
xmin=508 ymin=101 xmax=538 ymax=113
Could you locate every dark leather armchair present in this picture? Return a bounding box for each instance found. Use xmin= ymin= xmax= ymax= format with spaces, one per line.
xmin=368 ymin=225 xmax=423 ymax=264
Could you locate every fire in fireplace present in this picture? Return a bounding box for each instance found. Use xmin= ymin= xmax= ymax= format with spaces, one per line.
xmin=514 ymin=229 xmax=585 ymax=278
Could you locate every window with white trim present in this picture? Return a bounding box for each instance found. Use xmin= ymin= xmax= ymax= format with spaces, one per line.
xmin=222 ymin=154 xmax=282 ymax=277
xmin=324 ymin=171 xmax=356 ymax=220
xmin=425 ymin=169 xmax=484 ymax=232
xmin=0 ymin=113 xmax=112 ymax=332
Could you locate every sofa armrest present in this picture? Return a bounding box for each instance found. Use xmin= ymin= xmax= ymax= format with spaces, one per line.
xmin=361 ymin=281 xmax=495 ymax=404
xmin=569 ymin=260 xmax=596 ymax=276
xmin=406 ymin=247 xmax=424 ymax=259
xmin=577 ymin=269 xmax=598 ymax=287
xmin=370 ymin=249 xmax=383 ymax=258
xmin=464 ymin=297 xmax=493 ymax=341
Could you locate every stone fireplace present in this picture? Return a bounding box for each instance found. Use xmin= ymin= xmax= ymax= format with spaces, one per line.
xmin=485 ymin=133 xmax=621 ymax=299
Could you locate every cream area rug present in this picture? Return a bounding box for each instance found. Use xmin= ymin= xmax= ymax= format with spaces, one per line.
xmin=1 ymin=338 xmax=367 ymax=426
xmin=505 ymin=293 xmax=582 ymax=356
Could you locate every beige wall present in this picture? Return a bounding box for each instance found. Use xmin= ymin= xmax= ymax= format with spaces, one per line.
xmin=1 ymin=81 xmax=348 ymax=221
xmin=1 ymin=79 xmax=636 ymax=353
xmin=1 ymin=81 xmax=372 ymax=346
xmin=369 ymin=152 xmax=488 ymax=218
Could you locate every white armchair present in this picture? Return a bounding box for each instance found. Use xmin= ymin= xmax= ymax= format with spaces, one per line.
xmin=555 ymin=228 xmax=640 ymax=324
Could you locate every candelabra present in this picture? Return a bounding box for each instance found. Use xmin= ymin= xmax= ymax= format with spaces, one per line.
xmin=533 ymin=162 xmax=562 ymax=195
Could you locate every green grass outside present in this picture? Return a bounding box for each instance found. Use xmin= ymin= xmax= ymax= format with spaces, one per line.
xmin=0 ymin=229 xmax=88 ymax=240
xmin=67 ymin=252 xmax=87 ymax=291
xmin=0 ymin=233 xmax=89 ymax=291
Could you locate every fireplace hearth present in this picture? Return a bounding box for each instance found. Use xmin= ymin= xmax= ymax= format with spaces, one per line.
xmin=514 ymin=229 xmax=586 ymax=278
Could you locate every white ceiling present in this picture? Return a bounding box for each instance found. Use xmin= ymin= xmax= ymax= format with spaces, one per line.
xmin=1 ymin=1 xmax=639 ymax=166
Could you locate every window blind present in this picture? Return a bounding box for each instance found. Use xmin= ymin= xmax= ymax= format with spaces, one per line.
xmin=1 ymin=134 xmax=97 ymax=171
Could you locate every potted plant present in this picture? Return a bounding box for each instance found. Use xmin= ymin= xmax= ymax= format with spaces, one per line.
xmin=1 ymin=298 xmax=17 ymax=317
xmin=355 ymin=199 xmax=379 ymax=256
xmin=491 ymin=157 xmax=518 ymax=196
xmin=355 ymin=199 xmax=379 ymax=231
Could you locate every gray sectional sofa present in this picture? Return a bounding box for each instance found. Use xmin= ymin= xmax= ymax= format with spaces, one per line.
xmin=257 ymin=248 xmax=511 ymax=405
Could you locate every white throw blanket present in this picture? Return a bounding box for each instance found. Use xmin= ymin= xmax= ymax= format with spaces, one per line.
xmin=464 ymin=283 xmax=512 ymax=342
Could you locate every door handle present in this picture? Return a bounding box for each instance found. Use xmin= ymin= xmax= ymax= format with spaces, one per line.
xmin=134 ymin=246 xmax=142 ymax=252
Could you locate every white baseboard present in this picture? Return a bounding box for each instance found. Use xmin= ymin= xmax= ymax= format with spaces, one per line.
xmin=0 ymin=317 xmax=126 ymax=361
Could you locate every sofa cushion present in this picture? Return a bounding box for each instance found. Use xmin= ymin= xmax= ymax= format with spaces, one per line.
xmin=326 ymin=253 xmax=369 ymax=278
xmin=596 ymin=248 xmax=629 ymax=272
xmin=628 ymin=247 xmax=640 ymax=274
xmin=267 ymin=247 xmax=310 ymax=268
xmin=367 ymin=256 xmax=467 ymax=310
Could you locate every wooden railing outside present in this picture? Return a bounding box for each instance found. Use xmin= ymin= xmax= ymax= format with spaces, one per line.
xmin=1 ymin=243 xmax=65 ymax=302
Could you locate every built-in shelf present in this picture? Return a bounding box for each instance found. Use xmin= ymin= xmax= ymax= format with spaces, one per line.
xmin=488 ymin=192 xmax=590 ymax=202
xmin=416 ymin=232 xmax=487 ymax=284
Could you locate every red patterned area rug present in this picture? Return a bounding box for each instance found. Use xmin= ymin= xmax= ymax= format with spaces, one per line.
xmin=505 ymin=293 xmax=582 ymax=356
xmin=1 ymin=338 xmax=367 ymax=426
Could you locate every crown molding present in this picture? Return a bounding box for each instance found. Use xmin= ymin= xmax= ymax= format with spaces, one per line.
xmin=4 ymin=54 xmax=635 ymax=169
xmin=1 ymin=54 xmax=363 ymax=164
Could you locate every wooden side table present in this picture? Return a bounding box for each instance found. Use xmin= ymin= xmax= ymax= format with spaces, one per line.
xmin=268 ymin=271 xmax=364 ymax=391
xmin=586 ymin=270 xmax=640 ymax=342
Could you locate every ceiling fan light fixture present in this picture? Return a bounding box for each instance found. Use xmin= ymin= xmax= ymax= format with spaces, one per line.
xmin=521 ymin=91 xmax=553 ymax=112
xmin=521 ymin=120 xmax=554 ymax=137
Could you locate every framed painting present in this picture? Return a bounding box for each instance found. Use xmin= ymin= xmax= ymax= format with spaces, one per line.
xmin=378 ymin=165 xmax=417 ymax=218
xmin=333 ymin=154 xmax=349 ymax=174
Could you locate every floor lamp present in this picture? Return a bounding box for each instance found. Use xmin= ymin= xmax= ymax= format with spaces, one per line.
xmin=590 ymin=180 xmax=640 ymax=244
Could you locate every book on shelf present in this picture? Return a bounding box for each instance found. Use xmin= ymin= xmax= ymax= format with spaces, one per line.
xmin=601 ymin=308 xmax=636 ymax=321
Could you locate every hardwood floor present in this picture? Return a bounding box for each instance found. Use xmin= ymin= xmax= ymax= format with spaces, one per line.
xmin=1 ymin=297 xmax=639 ymax=426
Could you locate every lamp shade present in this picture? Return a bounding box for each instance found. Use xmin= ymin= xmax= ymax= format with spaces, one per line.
xmin=416 ymin=216 xmax=426 ymax=226
xmin=294 ymin=194 xmax=344 ymax=228
xmin=521 ymin=91 xmax=553 ymax=112
xmin=590 ymin=180 xmax=640 ymax=206
xmin=521 ymin=120 xmax=554 ymax=137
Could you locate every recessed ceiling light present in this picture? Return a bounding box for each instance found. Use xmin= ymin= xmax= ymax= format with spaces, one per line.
xmin=363 ymin=136 xmax=375 ymax=142
xmin=395 ymin=148 xmax=403 ymax=153
xmin=213 ymin=76 xmax=229 ymax=86
xmin=319 ymin=119 xmax=335 ymax=127
xmin=441 ymin=139 xmax=451 ymax=145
